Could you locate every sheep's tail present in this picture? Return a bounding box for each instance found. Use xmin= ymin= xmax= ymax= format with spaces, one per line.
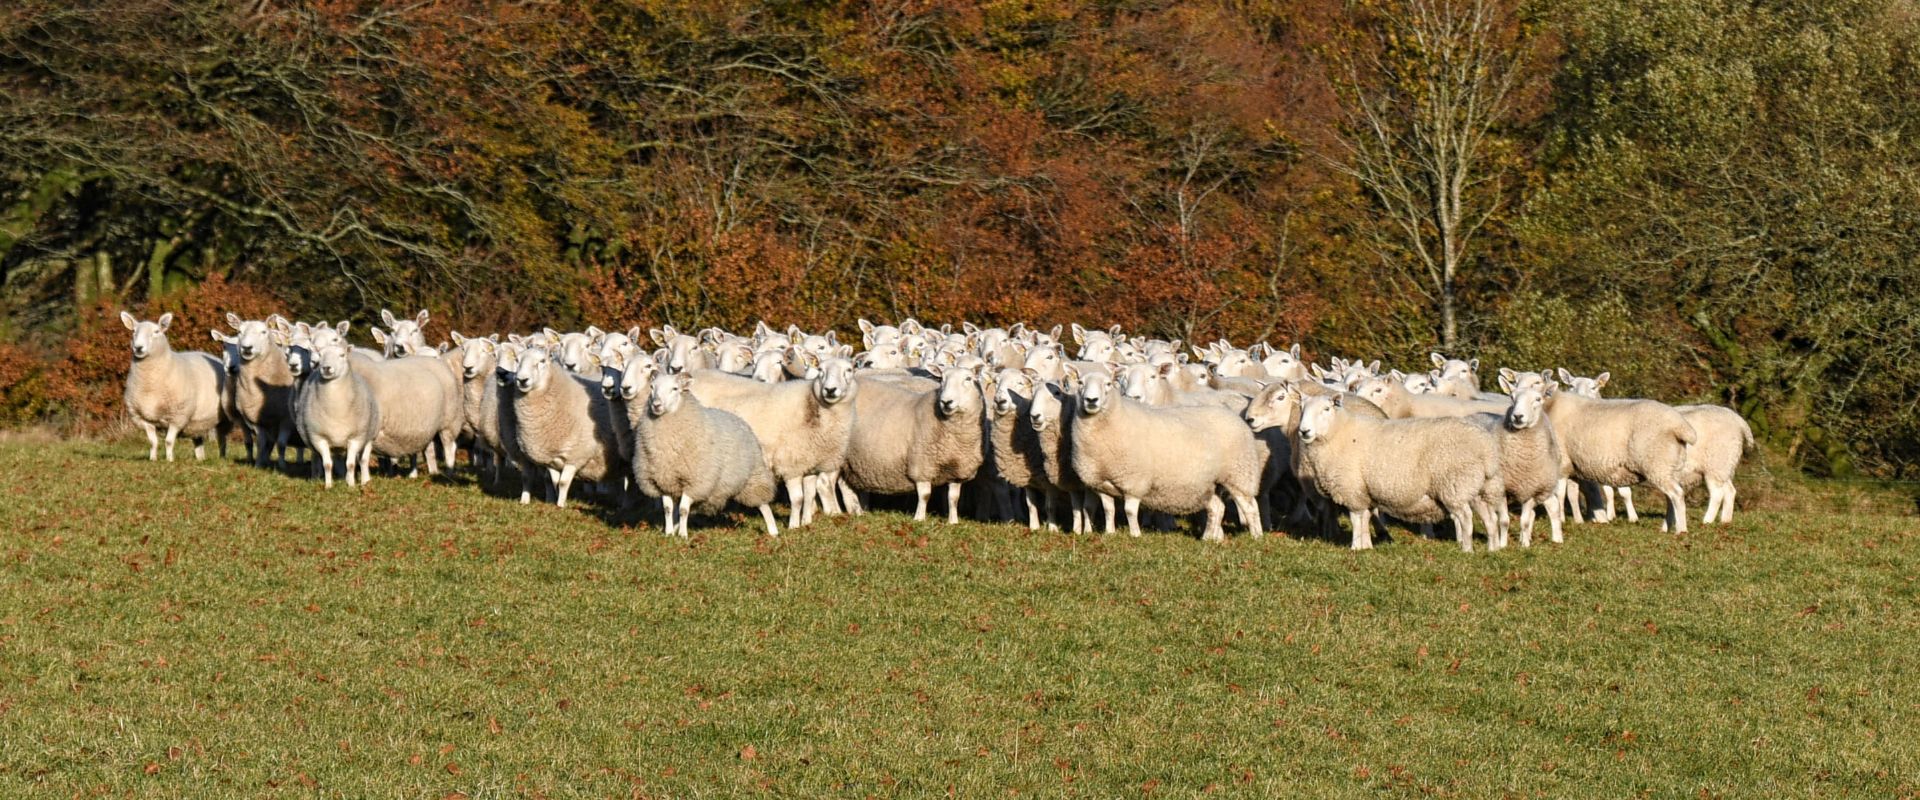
xmin=1674 ymin=417 xmax=1698 ymax=447
xmin=1738 ymin=416 xmax=1756 ymax=452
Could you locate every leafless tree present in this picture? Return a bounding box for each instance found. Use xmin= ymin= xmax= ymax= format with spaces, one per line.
xmin=1326 ymin=0 xmax=1527 ymax=349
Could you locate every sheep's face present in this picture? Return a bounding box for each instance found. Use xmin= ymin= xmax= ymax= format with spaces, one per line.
xmin=858 ymin=320 xmax=900 ymax=350
xmin=557 ymin=332 xmax=598 ymax=374
xmin=799 ymin=332 xmax=837 ymax=360
xmin=513 ymin=347 xmax=554 ymax=394
xmin=855 ymin=341 xmax=905 ymax=370
xmin=975 ymin=328 xmax=1009 ymax=356
xmin=379 ymin=309 xmax=431 ymax=357
xmin=784 ymin=347 xmax=821 ymax=380
xmin=647 ymin=373 xmax=691 ymax=417
xmin=455 ymin=337 xmax=495 ymax=380
xmin=597 ymin=334 xmax=639 ymax=372
xmin=1216 ymin=349 xmax=1258 ymax=378
xmin=1245 ymin=384 xmax=1298 ymax=432
xmin=221 ymin=315 xmax=273 ymax=362
xmin=1258 ymin=345 xmax=1305 ymax=381
xmin=1505 ymin=386 xmax=1547 ymax=431
xmin=1432 ymin=354 xmax=1478 ymax=385
xmin=1498 ymin=369 xmax=1549 ymax=396
xmin=816 ymin=358 xmax=856 ymax=405
xmin=991 ymin=368 xmax=1037 ymax=416
xmin=1077 ymin=370 xmax=1115 ymax=416
xmin=1077 ymin=333 xmax=1116 ymax=363
xmin=1555 ymin=369 xmax=1608 ymax=398
xmin=714 ymin=341 xmax=755 ymax=374
xmin=1403 ymin=372 xmax=1437 ymax=394
xmin=1028 ymin=384 xmax=1063 ymax=431
xmin=1021 ymin=345 xmax=1063 ymax=379
xmin=1355 ymin=376 xmax=1395 ymax=408
xmin=1117 ymin=363 xmax=1156 ymax=404
xmin=933 ymin=367 xmax=982 ymax=418
xmin=313 ymin=343 xmax=354 ymax=381
xmin=122 ymin=312 xmax=173 ymax=360
xmin=618 ymin=354 xmax=659 ymax=400
xmin=1297 ymin=396 xmax=1339 ymax=443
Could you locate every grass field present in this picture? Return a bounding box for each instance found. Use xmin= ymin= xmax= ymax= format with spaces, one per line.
xmin=0 ymin=440 xmax=1914 ymax=798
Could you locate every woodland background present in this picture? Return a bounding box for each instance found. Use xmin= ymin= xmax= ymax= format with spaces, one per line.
xmin=1 ymin=0 xmax=1916 ymax=478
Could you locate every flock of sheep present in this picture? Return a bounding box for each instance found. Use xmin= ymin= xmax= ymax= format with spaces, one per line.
xmin=119 ymin=310 xmax=1754 ymax=550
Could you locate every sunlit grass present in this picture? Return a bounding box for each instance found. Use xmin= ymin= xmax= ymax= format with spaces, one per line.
xmin=0 ymin=441 xmax=1913 ymax=798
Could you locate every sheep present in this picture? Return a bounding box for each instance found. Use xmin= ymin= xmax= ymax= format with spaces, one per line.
xmin=1071 ymin=323 xmax=1126 ymax=362
xmin=1117 ymin=361 xmax=1248 ymax=412
xmin=1295 ymin=393 xmax=1505 ymax=551
xmin=547 ymin=327 xmax=605 ymax=379
xmin=295 ymin=342 xmax=383 ymax=488
xmin=1354 ymin=375 xmax=1506 ymax=419
xmin=1546 ymin=369 xmax=1645 ymax=523
xmin=987 ymin=367 xmax=1056 ymax=529
xmin=630 ymin=372 xmax=780 ymax=537
xmin=652 ymin=325 xmax=712 ymax=374
xmin=1067 ymin=367 xmax=1264 ymax=541
xmin=1675 ymin=404 xmax=1754 ymax=524
xmin=1469 ymin=382 xmax=1569 ymax=547
xmin=375 ymin=309 xmax=434 ymax=357
xmin=682 ymin=357 xmax=860 ymax=528
xmin=212 ymin=313 xmax=302 ymax=469
xmin=1026 ymin=377 xmax=1096 ymax=533
xmin=356 ymin=350 xmax=464 ymax=479
xmin=1250 ymin=343 xmax=1307 ymax=381
xmin=840 ymin=365 xmax=989 ymax=523
xmin=121 ymin=312 xmax=231 ymax=462
xmin=1542 ymin=380 xmax=1698 ymax=534
xmin=448 ymin=332 xmax=509 ymax=475
xmin=508 ymin=345 xmax=629 ymax=508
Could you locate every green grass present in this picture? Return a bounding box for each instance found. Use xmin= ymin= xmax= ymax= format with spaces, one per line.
xmin=0 ymin=441 xmax=1914 ymax=798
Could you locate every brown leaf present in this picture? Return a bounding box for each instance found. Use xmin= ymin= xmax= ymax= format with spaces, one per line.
xmin=738 ymin=745 xmax=758 ymax=760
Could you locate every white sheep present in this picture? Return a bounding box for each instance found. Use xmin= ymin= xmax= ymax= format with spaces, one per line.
xmin=1296 ymin=393 xmax=1505 ymax=551
xmin=211 ymin=313 xmax=302 ymax=469
xmin=630 ymin=372 xmax=780 ymax=537
xmin=121 ymin=312 xmax=231 ymax=462
xmin=1025 ymin=377 xmax=1097 ymax=533
xmin=1354 ymin=375 xmax=1506 ymax=419
xmin=1470 ymin=382 xmax=1569 ymax=546
xmin=295 ymin=342 xmax=383 ymax=488
xmin=508 ymin=345 xmax=629 ymax=508
xmin=1067 ymin=368 xmax=1264 ymax=541
xmin=987 ymin=367 xmax=1053 ymax=529
xmin=1542 ymin=379 xmax=1698 ymax=534
xmin=840 ymin=365 xmax=989 ymax=523
xmin=651 ymin=325 xmax=712 ymax=374
xmin=682 ymin=357 xmax=860 ymax=528
xmin=1675 ymin=404 xmax=1754 ymax=524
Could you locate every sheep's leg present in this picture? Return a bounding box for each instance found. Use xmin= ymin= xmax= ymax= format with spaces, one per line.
xmin=1451 ymin=504 xmax=1475 ymax=553
xmin=555 ymin=464 xmax=579 ymax=508
xmin=1656 ymin=480 xmax=1686 ymax=534
xmin=274 ymin=425 xmax=292 ymax=471
xmin=801 ymin=475 xmax=821 ymax=525
xmin=1349 ymin=507 xmax=1373 ymax=550
xmin=1123 ymin=496 xmax=1142 ymax=538
xmin=758 ymin=504 xmax=781 ymax=537
xmin=360 ymin=442 xmax=375 ymax=484
xmin=1230 ymin=492 xmax=1262 ymax=539
xmin=163 ymin=425 xmax=180 ymax=462
xmin=1099 ymin=494 xmax=1117 ymax=535
xmin=1025 ymin=491 xmax=1042 ymax=531
xmin=344 ymin=439 xmax=363 ymax=487
xmin=913 ymin=481 xmax=933 ymax=521
xmin=677 ymin=495 xmax=694 ymax=537
xmin=946 ymin=482 xmax=963 ymax=525
xmin=785 ymin=476 xmax=807 ymax=529
xmin=1548 ymin=486 xmax=1566 ymax=543
xmin=838 ymin=478 xmax=864 ymax=515
xmin=995 ymin=484 xmax=1016 ymax=523
xmin=1477 ymin=499 xmax=1503 ymax=550
xmin=1562 ymin=479 xmax=1582 ymax=523
xmin=1699 ymin=481 xmax=1721 ymax=525
xmin=138 ymin=420 xmax=159 ymax=461
xmin=314 ymin=437 xmax=335 ymax=489
xmin=1256 ymin=494 xmax=1273 ymax=536
xmin=817 ymin=471 xmax=844 ymax=515
xmin=1201 ymin=495 xmax=1226 ymax=542
xmin=1618 ymin=486 xmax=1637 ymax=522
xmin=192 ymin=436 xmax=206 ymax=461
xmin=1516 ymin=502 xmax=1535 ymax=549
xmin=1419 ymin=521 xmax=1433 ymax=539
xmin=1719 ymin=481 xmax=1737 ymax=523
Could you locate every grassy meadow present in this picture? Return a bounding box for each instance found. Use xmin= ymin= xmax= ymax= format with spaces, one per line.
xmin=0 ymin=440 xmax=1914 ymax=798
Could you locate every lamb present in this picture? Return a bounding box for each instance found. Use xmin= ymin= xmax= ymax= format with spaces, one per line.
xmin=1295 ymin=393 xmax=1505 ymax=551
xmin=1675 ymin=404 xmax=1754 ymax=524
xmin=629 ymin=372 xmax=780 ymax=537
xmin=1542 ymin=380 xmax=1698 ymax=534
xmin=1468 ymin=382 xmax=1569 ymax=547
xmin=1354 ymin=375 xmax=1506 ymax=419
xmin=508 ymin=345 xmax=629 ymax=508
xmin=1067 ymin=368 xmax=1264 ymax=541
xmin=121 ymin=312 xmax=231 ymax=462
xmin=840 ymin=365 xmax=989 ymax=523
xmin=212 ymin=313 xmax=302 ymax=469
xmin=683 ymin=357 xmax=861 ymax=528
xmin=295 ymin=342 xmax=383 ymax=488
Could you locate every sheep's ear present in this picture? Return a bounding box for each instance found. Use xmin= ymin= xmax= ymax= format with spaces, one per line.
xmin=1157 ymin=361 xmax=1178 ymax=377
xmin=1594 ymin=372 xmax=1610 ymax=389
xmin=267 ymin=313 xmax=288 ymax=328
xmin=649 ymin=328 xmax=667 ymax=347
xmin=1046 ymin=325 xmax=1062 ymax=342
xmin=334 ymin=321 xmax=350 ymax=336
xmin=1020 ymin=367 xmax=1041 ymax=383
xmin=451 ymin=331 xmax=468 ymax=346
xmin=857 ymin=319 xmax=875 ymax=334
xmin=120 ymin=311 xmax=138 ymax=330
xmin=1389 ymin=369 xmax=1405 ymax=380
xmin=1109 ymin=324 xmax=1124 ymax=337
xmin=1499 ymin=367 xmax=1516 ymax=381
xmin=269 ymin=329 xmax=291 ymax=347
xmin=836 ymin=344 xmax=853 ymax=359
xmin=824 ymin=330 xmax=839 ymax=346
xmin=1289 ymin=343 xmax=1302 ymax=359
xmin=1498 ymin=374 xmax=1514 ymax=394
xmin=585 ymin=325 xmax=605 ymax=339
xmin=1430 ymin=352 xmax=1447 ymax=369
xmin=371 ymin=328 xmax=389 ymax=344
xmin=153 ymin=312 xmax=173 ymax=331
xmin=901 ymin=318 xmax=923 ymax=334
xmin=222 ymin=312 xmax=243 ymax=330
xmin=415 ymin=309 xmax=430 ymax=326
xmin=378 ymin=309 xmax=397 ymax=328
xmin=925 ymin=363 xmax=946 ymax=379
xmin=1061 ymin=363 xmax=1082 ymax=382
xmin=1008 ymin=322 xmax=1026 ymax=337
xmin=507 ymin=333 xmax=524 ymax=345
xmin=1249 ymin=342 xmax=1268 ymax=359
xmin=674 ymin=371 xmax=693 ymax=388
xmin=962 ymin=322 xmax=979 ymax=335
xmin=1070 ymin=323 xmax=1087 ymax=345
xmin=1557 ymin=367 xmax=1574 ymax=383
xmin=210 ymin=330 xmax=230 ymax=343
xmin=542 ymin=327 xmax=560 ymax=341
xmin=1468 ymin=358 xmax=1479 ymax=372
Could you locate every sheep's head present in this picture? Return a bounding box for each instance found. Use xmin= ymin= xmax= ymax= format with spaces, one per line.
xmin=121 ymin=312 xmax=172 ymax=360
xmin=854 ymin=341 xmax=905 ymax=370
xmin=1505 ymin=385 xmax=1547 ymax=431
xmin=1021 ymin=343 xmax=1063 ymax=379
xmin=1028 ymin=382 xmax=1063 ymax=432
xmin=1297 ymin=394 xmax=1342 ymax=444
xmin=378 ymin=309 xmax=431 ymax=357
xmin=1253 ymin=343 xmax=1305 ymax=381
xmin=1246 ymin=382 xmax=1300 ymax=432
xmin=513 ymin=347 xmax=554 ymax=394
xmin=1402 ymin=371 xmax=1437 ymax=395
xmin=929 ymin=364 xmax=983 ymax=418
xmin=618 ymin=352 xmax=661 ymax=400
xmin=991 ymin=367 xmax=1040 ymax=416
xmin=713 ymin=340 xmax=756 ymax=374
xmin=215 ymin=313 xmax=272 ymax=362
xmin=857 ymin=319 xmax=900 ymax=350
xmin=1354 ymin=376 xmax=1395 ymax=408
xmin=1554 ymin=369 xmax=1608 ymax=398
xmin=1430 ymin=353 xmax=1479 ymax=385
xmin=784 ymin=346 xmax=822 ymax=380
xmin=554 ymin=331 xmax=600 ymax=374
xmin=1076 ymin=366 xmax=1115 ymax=416
xmin=1215 ymin=348 xmax=1259 ymax=378
xmin=450 ymin=332 xmax=497 ymax=380
xmin=597 ymin=328 xmax=642 ymax=370
xmin=815 ymin=357 xmax=857 ymax=405
xmin=647 ymin=372 xmax=692 ymax=417
xmin=313 ymin=342 xmax=355 ymax=381
xmin=749 ymin=351 xmax=785 ymax=383
xmin=1497 ymin=368 xmax=1549 ymax=396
